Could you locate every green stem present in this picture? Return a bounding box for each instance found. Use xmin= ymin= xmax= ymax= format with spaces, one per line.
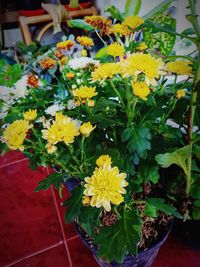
xmin=81 ymin=136 xmax=85 ymax=163
xmin=185 ymin=0 xmax=200 ymax=195
xmin=95 ymin=30 xmax=107 ymax=46
xmin=110 ymin=80 xmax=126 ymax=111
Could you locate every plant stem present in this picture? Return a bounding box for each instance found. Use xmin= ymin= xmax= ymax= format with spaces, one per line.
xmin=81 ymin=136 xmax=85 ymax=163
xmin=110 ymin=80 xmax=126 ymax=111
xmin=95 ymin=30 xmax=107 ymax=46
xmin=186 ymin=0 xmax=200 ymax=195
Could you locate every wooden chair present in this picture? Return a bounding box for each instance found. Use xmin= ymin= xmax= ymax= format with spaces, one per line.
xmin=19 ymin=6 xmax=97 ymax=45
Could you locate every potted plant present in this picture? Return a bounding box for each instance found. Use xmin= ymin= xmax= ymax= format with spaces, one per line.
xmin=0 ymin=0 xmax=200 ymax=266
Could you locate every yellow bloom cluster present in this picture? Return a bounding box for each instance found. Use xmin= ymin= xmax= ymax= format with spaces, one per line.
xmin=107 ymin=42 xmax=124 ymax=57
xmin=91 ymin=63 xmax=121 ymax=83
xmin=121 ymin=53 xmax=165 ymax=86
xmin=85 ymin=15 xmax=112 ymax=35
xmin=137 ymin=42 xmax=148 ymax=51
xmin=131 ymin=81 xmax=150 ymax=101
xmin=73 ymin=86 xmax=97 ymax=106
xmin=80 ymin=122 xmax=96 ymax=137
xmin=56 ymin=40 xmax=75 ymax=51
xmin=83 ymin=164 xmax=128 ymax=212
xmin=122 ymin=16 xmax=144 ymax=31
xmin=166 ymin=61 xmax=192 ymax=75
xmin=42 ymin=112 xmax=80 ymax=153
xmin=2 ymin=120 xmax=32 ymax=151
xmin=27 ymin=73 xmax=39 ymax=88
xmin=77 ymin=36 xmax=94 ymax=47
xmin=23 ymin=109 xmax=37 ymax=121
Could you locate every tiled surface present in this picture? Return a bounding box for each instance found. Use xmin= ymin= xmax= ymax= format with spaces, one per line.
xmin=0 ymin=151 xmax=200 ymax=267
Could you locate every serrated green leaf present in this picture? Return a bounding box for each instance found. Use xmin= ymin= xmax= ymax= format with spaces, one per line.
xmin=138 ymin=161 xmax=159 ymax=184
xmin=105 ymin=5 xmax=124 ymax=21
xmin=144 ymin=203 xmax=158 ymax=218
xmin=122 ymin=126 xmax=151 ymax=159
xmin=143 ymin=0 xmax=174 ymax=19
xmin=124 ymin=0 xmax=141 ymax=17
xmin=155 ymin=145 xmax=190 ymax=175
xmin=192 ymin=206 xmax=200 ymax=220
xmin=147 ymin=198 xmax=182 ymax=218
xmin=64 ymin=187 xmax=84 ymax=223
xmin=34 ymin=172 xmax=63 ymax=191
xmin=95 ymin=207 xmax=141 ymax=263
xmin=68 ymin=19 xmax=94 ymax=31
xmin=181 ymin=28 xmax=195 ymax=36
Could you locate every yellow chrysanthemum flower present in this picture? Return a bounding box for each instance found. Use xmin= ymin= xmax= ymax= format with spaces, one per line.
xmin=166 ymin=61 xmax=192 ymax=75
xmin=23 ymin=109 xmax=37 ymax=121
xmin=56 ymin=40 xmax=75 ymax=51
xmin=2 ymin=119 xmax=32 ymax=151
xmin=46 ymin=143 xmax=57 ymax=154
xmin=84 ymin=165 xmax=128 ymax=212
xmin=91 ymin=63 xmax=121 ymax=83
xmin=77 ymin=36 xmax=94 ymax=47
xmin=122 ymin=16 xmax=144 ymax=31
xmin=72 ymin=86 xmax=98 ymax=103
xmin=176 ymin=89 xmax=186 ymax=99
xmin=107 ymin=42 xmax=124 ymax=57
xmin=131 ymin=81 xmax=151 ymax=101
xmin=42 ymin=112 xmax=80 ymax=149
xmin=109 ymin=23 xmax=130 ymax=36
xmin=121 ymin=53 xmax=165 ymax=86
xmin=80 ymin=122 xmax=96 ymax=137
xmin=85 ymin=15 xmax=112 ymax=35
xmin=96 ymin=154 xmax=112 ymax=167
xmin=39 ymin=57 xmax=56 ymax=70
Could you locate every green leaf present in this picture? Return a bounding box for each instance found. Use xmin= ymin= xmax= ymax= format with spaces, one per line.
xmin=105 ymin=5 xmax=124 ymax=21
xmin=122 ymin=126 xmax=151 ymax=159
xmin=147 ymin=198 xmax=182 ymax=218
xmin=95 ymin=47 xmax=108 ymax=59
xmin=64 ymin=187 xmax=84 ymax=223
xmin=144 ymin=203 xmax=158 ymax=218
xmin=190 ymin=183 xmax=200 ymax=199
xmin=95 ymin=207 xmax=141 ymax=263
xmin=34 ymin=172 xmax=63 ymax=191
xmin=194 ymin=200 xmax=200 ymax=207
xmin=181 ymin=28 xmax=195 ymax=36
xmin=79 ymin=206 xmax=101 ymax=236
xmin=143 ymin=0 xmax=174 ymax=19
xmin=138 ymin=160 xmax=159 ymax=184
xmin=143 ymin=15 xmax=176 ymax=55
xmin=124 ymin=0 xmax=141 ymax=17
xmin=193 ymin=145 xmax=200 ymax=160
xmin=68 ymin=19 xmax=94 ymax=31
xmin=192 ymin=206 xmax=200 ymax=220
xmin=155 ymin=145 xmax=190 ymax=175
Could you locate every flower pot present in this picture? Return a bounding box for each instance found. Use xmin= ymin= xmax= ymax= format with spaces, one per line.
xmin=73 ymin=222 xmax=171 ymax=267
xmin=173 ymin=219 xmax=200 ymax=250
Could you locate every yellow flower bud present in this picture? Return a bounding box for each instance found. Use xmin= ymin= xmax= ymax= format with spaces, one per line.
xmin=60 ymin=56 xmax=68 ymax=65
xmin=87 ymin=100 xmax=95 ymax=107
xmin=176 ymin=89 xmax=186 ymax=99
xmin=46 ymin=144 xmax=57 ymax=154
xmin=66 ymin=72 xmax=75 ymax=79
xmin=82 ymin=196 xmax=91 ymax=206
xmin=81 ymin=49 xmax=87 ymax=57
xmin=23 ymin=109 xmax=37 ymax=121
xmin=96 ymin=155 xmax=112 ymax=167
xmin=80 ymin=122 xmax=96 ymax=137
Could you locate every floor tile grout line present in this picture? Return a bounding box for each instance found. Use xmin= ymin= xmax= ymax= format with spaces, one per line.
xmin=66 ymin=235 xmax=79 ymax=242
xmin=50 ymin=184 xmax=73 ymax=267
xmin=3 ymin=241 xmax=64 ymax=267
xmin=0 ymin=158 xmax=28 ymax=169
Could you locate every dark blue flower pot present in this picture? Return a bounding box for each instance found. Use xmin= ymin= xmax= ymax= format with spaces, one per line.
xmin=65 ymin=180 xmax=171 ymax=267
xmin=73 ymin=222 xmax=171 ymax=267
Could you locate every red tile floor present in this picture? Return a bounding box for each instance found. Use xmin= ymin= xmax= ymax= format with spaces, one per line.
xmin=0 ymin=151 xmax=200 ymax=267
